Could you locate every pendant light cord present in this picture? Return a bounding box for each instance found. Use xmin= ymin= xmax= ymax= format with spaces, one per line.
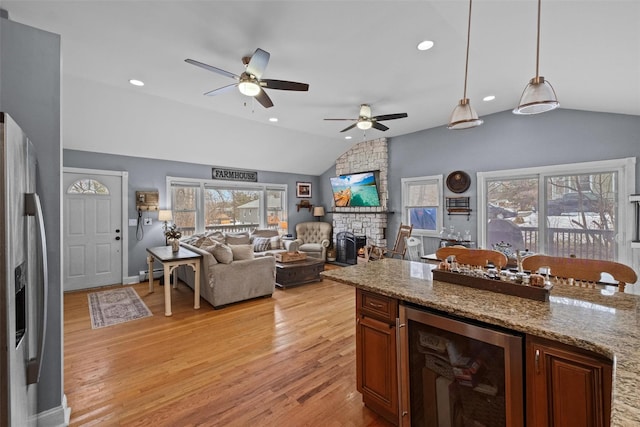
xmin=462 ymin=0 xmax=473 ymax=100
xmin=535 ymin=0 xmax=541 ymax=80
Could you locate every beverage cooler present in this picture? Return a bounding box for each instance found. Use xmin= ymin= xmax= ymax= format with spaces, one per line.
xmin=399 ymin=304 xmax=524 ymax=427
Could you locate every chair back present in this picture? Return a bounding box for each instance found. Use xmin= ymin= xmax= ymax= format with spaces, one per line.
xmin=405 ymin=236 xmax=422 ymax=262
xmin=522 ymin=254 xmax=637 ymax=292
xmin=389 ymin=223 xmax=413 ymax=258
xmin=435 ymin=246 xmax=509 ymax=269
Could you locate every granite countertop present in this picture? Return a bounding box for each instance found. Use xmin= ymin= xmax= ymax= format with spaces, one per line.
xmin=321 ymin=258 xmax=640 ymax=426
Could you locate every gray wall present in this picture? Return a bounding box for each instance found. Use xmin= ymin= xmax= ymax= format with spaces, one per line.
xmin=0 ymin=17 xmax=63 ymax=416
xmin=63 ymin=150 xmax=320 ymax=278
xmin=319 ymin=109 xmax=640 ymax=255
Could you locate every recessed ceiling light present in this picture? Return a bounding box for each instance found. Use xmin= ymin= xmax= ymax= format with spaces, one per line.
xmin=269 ymin=117 xmax=278 ymax=122
xmin=129 ymin=79 xmax=144 ymax=87
xmin=345 ymin=136 xmax=352 ymax=140
xmin=483 ymin=95 xmax=496 ymax=102
xmin=417 ymin=40 xmax=434 ymax=51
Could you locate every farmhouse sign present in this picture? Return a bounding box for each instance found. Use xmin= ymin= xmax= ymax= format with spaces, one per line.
xmin=211 ymin=167 xmax=258 ymax=182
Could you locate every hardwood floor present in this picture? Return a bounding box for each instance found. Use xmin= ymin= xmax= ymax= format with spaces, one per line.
xmin=64 ymin=266 xmax=395 ymax=426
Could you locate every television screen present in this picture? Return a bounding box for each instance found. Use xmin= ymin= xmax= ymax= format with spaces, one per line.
xmin=330 ymin=171 xmax=381 ymax=207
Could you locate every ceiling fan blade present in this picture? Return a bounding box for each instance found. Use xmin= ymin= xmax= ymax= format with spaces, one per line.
xmin=246 ymin=48 xmax=270 ymax=79
xmin=185 ymin=59 xmax=238 ymax=80
xmin=372 ymin=122 xmax=390 ymax=131
xmin=254 ymin=89 xmax=274 ymax=108
xmin=373 ymin=113 xmax=408 ymax=122
xmin=261 ymin=79 xmax=309 ymax=91
xmin=340 ymin=123 xmax=358 ymax=133
xmin=203 ymin=83 xmax=238 ymax=96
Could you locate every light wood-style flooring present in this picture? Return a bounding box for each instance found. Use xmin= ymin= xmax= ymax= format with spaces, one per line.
xmin=64 ymin=266 xmax=394 ymax=426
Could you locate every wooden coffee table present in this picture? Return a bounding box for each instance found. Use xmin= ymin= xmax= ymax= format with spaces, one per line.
xmin=275 ymin=257 xmax=325 ymax=289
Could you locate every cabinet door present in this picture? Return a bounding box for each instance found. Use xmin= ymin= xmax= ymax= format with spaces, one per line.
xmin=356 ymin=315 xmax=398 ymax=423
xmin=526 ymin=336 xmax=612 ymax=427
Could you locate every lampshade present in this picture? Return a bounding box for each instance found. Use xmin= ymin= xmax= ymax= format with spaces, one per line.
xmin=313 ymin=206 xmax=325 ymax=217
xmin=513 ymin=76 xmax=559 ymax=115
xmin=448 ymin=98 xmax=484 ymax=130
xmin=513 ymin=0 xmax=559 ymax=115
xmin=279 ymin=221 xmax=288 ymax=230
xmin=448 ymin=0 xmax=482 ymax=130
xmin=238 ymin=81 xmax=261 ymax=97
xmin=158 ymin=210 xmax=173 ymax=222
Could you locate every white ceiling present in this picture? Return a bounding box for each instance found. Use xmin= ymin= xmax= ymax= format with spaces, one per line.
xmin=3 ymin=1 xmax=639 ymax=175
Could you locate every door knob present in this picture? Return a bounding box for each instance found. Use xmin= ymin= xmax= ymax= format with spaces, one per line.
xmin=115 ymin=236 xmax=121 ymax=241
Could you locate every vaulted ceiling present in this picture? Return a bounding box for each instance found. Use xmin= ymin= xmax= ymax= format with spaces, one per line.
xmin=3 ymin=1 xmax=639 ymax=175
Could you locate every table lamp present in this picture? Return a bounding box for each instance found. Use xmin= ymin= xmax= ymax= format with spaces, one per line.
xmin=313 ymin=206 xmax=325 ymax=221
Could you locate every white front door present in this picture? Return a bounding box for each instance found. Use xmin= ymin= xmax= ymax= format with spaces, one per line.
xmin=63 ymin=172 xmax=123 ymax=290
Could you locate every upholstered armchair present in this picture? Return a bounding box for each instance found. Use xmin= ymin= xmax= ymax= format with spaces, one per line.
xmin=294 ymin=221 xmax=332 ymax=260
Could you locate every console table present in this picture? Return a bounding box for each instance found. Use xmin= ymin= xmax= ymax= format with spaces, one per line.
xmin=146 ymin=246 xmax=201 ymax=316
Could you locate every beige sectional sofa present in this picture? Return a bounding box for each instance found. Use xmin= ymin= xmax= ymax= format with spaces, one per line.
xmin=178 ymin=229 xmax=299 ymax=309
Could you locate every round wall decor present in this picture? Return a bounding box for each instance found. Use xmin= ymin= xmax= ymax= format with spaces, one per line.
xmin=446 ymin=170 xmax=471 ymax=193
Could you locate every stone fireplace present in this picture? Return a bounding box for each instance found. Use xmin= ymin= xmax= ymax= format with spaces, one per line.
xmin=332 ymin=138 xmax=388 ymax=248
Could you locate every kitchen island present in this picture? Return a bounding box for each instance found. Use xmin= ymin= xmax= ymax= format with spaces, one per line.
xmin=321 ymin=258 xmax=640 ymax=426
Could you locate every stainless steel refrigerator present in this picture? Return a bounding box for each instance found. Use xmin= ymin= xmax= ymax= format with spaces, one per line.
xmin=0 ymin=112 xmax=48 ymax=425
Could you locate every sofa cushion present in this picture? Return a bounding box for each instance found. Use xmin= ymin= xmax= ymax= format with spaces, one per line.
xmin=253 ymin=237 xmax=271 ymax=252
xmin=231 ymin=244 xmax=255 ymax=261
xmin=226 ymin=232 xmax=251 ymax=245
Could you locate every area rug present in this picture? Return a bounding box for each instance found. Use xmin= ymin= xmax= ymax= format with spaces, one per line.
xmin=88 ymin=287 xmax=152 ymax=329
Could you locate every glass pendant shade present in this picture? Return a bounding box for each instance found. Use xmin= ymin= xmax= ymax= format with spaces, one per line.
xmin=513 ymin=76 xmax=559 ymax=114
xmin=238 ymin=81 xmax=261 ymax=97
xmin=448 ymin=99 xmax=483 ymax=129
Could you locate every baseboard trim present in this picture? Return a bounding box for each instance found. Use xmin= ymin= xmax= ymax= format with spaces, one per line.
xmin=35 ymin=394 xmax=71 ymax=426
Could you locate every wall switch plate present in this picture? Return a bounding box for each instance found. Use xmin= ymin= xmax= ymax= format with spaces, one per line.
xmin=143 ymin=217 xmax=152 ymax=226
xmin=129 ymin=219 xmax=137 ymax=226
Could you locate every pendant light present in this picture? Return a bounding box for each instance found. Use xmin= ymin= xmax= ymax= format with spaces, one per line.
xmin=513 ymin=0 xmax=559 ymax=114
xmin=448 ymin=0 xmax=483 ymax=130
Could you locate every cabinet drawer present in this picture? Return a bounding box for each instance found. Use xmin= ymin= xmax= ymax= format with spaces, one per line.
xmin=357 ymin=289 xmax=398 ymax=324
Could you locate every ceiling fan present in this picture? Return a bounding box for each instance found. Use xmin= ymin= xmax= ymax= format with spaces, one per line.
xmin=185 ymin=48 xmax=309 ymax=109
xmin=324 ymin=104 xmax=408 ymax=133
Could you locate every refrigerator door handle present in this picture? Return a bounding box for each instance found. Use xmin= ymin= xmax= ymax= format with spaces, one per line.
xmin=25 ymin=193 xmax=48 ymax=385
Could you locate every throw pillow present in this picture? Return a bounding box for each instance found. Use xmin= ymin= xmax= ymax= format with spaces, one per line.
xmin=204 ymin=231 xmax=226 ymax=243
xmin=206 ymin=241 xmax=233 ymax=264
xmin=253 ymin=237 xmax=271 ymax=252
xmin=226 ymin=232 xmax=250 ymax=245
xmin=193 ymin=236 xmax=219 ymax=248
xmin=198 ymin=244 xmax=219 ymax=265
xmin=269 ymin=236 xmax=282 ymax=250
xmin=230 ymin=244 xmax=254 ymax=261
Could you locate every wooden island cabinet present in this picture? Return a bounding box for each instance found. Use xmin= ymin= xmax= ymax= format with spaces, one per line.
xmin=325 ymin=259 xmax=639 ymax=426
xmin=355 ymin=289 xmax=399 ymax=424
xmin=526 ymin=335 xmax=613 ymax=427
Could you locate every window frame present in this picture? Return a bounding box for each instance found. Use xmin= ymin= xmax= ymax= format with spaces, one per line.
xmin=477 ymin=157 xmax=636 ymax=264
xmin=166 ymin=176 xmax=287 ymax=235
xmin=401 ymin=174 xmax=444 ymax=237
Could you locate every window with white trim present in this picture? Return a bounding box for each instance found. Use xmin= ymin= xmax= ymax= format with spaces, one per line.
xmin=167 ymin=177 xmax=288 ymax=237
xmin=477 ymin=158 xmax=635 ymax=264
xmin=402 ymin=175 xmax=443 ymax=237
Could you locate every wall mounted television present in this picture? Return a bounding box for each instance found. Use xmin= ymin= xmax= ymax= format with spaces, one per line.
xmin=330 ymin=171 xmax=381 ymax=207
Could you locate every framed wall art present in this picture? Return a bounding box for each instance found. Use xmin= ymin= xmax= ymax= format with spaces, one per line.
xmin=296 ymin=181 xmax=312 ymax=198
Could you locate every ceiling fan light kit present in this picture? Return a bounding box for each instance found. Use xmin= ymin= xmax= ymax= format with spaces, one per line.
xmin=356 ymin=120 xmax=373 ymax=130
xmin=514 ymin=0 xmax=559 ymax=115
xmin=448 ymin=0 xmax=482 ymax=130
xmin=185 ymin=47 xmax=309 ymax=109
xmin=238 ymin=80 xmax=261 ymax=97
